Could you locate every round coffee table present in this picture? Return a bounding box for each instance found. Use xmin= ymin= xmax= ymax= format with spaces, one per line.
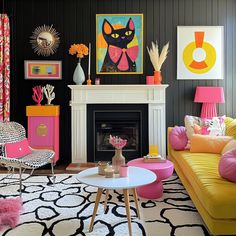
xmin=76 ymin=166 xmax=156 ymax=236
xmin=127 ymin=158 xmax=174 ymax=199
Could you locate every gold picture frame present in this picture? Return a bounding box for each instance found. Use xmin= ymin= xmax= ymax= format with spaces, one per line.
xmin=96 ymin=14 xmax=143 ymax=74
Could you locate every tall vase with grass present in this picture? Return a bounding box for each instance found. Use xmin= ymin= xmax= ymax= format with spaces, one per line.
xmin=147 ymin=41 xmax=169 ymax=84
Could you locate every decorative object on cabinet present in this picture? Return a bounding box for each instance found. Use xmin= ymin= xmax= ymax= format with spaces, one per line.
xmin=26 ymin=105 xmax=60 ymax=163
xmin=147 ymin=41 xmax=169 ymax=84
xmin=194 ymin=86 xmax=225 ymax=119
xmin=96 ymin=14 xmax=143 ymax=74
xmin=177 ymin=26 xmax=224 ymax=80
xmin=32 ymin=86 xmax=43 ymax=106
xmin=69 ymin=43 xmax=89 ymax=85
xmin=43 ymin=84 xmax=55 ymax=105
xmin=30 ymin=24 xmax=60 ymax=56
xmin=24 ymin=60 xmax=62 ymax=80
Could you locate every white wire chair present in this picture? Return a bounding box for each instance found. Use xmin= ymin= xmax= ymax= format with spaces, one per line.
xmin=0 ymin=122 xmax=55 ymax=196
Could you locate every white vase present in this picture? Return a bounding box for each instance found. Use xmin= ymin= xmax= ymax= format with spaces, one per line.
xmin=73 ymin=60 xmax=85 ymax=85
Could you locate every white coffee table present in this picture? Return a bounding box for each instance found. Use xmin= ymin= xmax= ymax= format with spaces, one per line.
xmin=76 ymin=166 xmax=156 ymax=236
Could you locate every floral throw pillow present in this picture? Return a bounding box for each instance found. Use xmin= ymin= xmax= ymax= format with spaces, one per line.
xmin=184 ymin=115 xmax=226 ymax=140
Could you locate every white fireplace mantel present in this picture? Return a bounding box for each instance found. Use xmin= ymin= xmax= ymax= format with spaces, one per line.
xmin=68 ymin=84 xmax=169 ymax=163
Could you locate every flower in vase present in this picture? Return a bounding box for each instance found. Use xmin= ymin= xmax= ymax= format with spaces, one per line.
xmin=109 ymin=135 xmax=127 ymax=150
xmin=69 ymin=43 xmax=88 ymax=59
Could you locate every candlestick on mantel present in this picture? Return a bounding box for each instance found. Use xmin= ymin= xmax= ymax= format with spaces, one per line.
xmin=88 ymin=42 xmax=91 ymax=76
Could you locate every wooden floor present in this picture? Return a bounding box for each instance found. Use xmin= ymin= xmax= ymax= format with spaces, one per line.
xmin=0 ymin=163 xmax=97 ymax=175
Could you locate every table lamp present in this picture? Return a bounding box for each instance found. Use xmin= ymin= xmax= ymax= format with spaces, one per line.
xmin=194 ymin=86 xmax=225 ymax=119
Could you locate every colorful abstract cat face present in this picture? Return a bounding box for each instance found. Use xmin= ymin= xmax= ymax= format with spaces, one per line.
xmin=102 ymin=18 xmax=135 ymax=49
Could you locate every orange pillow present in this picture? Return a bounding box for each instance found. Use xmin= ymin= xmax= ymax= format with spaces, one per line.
xmin=190 ymin=134 xmax=233 ymax=154
xmin=221 ymin=139 xmax=236 ymax=154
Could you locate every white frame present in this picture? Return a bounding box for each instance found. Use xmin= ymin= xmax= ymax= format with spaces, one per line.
xmin=177 ymin=26 xmax=224 ymax=80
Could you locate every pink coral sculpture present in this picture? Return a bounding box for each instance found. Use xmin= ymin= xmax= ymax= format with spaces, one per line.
xmin=32 ymin=85 xmax=43 ymax=105
xmin=109 ymin=135 xmax=127 ymax=150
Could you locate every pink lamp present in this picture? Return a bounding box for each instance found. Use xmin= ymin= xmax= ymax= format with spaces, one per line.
xmin=194 ymin=86 xmax=225 ymax=119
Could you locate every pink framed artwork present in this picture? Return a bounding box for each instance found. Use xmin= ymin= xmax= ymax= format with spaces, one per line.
xmin=24 ymin=60 xmax=62 ymax=80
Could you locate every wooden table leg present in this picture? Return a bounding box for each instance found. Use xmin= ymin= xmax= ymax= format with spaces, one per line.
xmin=104 ymin=189 xmax=109 ymax=212
xmin=89 ymin=188 xmax=103 ymax=232
xmin=132 ymin=188 xmax=140 ymax=219
xmin=123 ymin=188 xmax=132 ymax=236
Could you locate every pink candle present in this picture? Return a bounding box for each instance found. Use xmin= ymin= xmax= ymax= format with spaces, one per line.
xmin=146 ymin=76 xmax=154 ymax=84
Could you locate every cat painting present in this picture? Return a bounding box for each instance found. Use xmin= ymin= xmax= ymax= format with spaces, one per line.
xmin=101 ymin=18 xmax=139 ymax=72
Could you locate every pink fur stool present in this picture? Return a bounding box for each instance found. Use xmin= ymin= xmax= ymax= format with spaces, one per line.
xmin=0 ymin=197 xmax=22 ymax=230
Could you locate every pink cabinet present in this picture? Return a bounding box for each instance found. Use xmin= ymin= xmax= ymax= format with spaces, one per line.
xmin=26 ymin=105 xmax=60 ymax=163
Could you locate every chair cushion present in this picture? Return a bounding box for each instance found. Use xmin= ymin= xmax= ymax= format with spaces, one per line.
xmin=169 ymin=126 xmax=188 ymax=150
xmin=219 ymin=148 xmax=236 ymax=183
xmin=5 ymin=139 xmax=32 ymax=158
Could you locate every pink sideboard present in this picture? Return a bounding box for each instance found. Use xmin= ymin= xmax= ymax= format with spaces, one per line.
xmin=26 ymin=105 xmax=60 ymax=163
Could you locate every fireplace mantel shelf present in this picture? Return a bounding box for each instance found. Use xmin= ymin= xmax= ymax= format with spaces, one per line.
xmin=69 ymin=84 xmax=169 ymax=163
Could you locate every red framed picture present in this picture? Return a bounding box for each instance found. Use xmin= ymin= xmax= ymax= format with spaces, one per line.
xmin=24 ymin=60 xmax=62 ymax=80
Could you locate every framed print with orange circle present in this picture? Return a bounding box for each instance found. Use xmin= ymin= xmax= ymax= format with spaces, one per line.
xmin=177 ymin=26 xmax=224 ymax=80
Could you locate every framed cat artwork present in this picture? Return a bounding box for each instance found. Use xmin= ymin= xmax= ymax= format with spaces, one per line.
xmin=96 ymin=14 xmax=143 ymax=74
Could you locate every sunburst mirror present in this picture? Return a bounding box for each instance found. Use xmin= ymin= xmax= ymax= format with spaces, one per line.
xmin=30 ymin=25 xmax=60 ymax=57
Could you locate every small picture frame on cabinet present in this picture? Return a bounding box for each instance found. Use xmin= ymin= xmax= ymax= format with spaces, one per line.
xmin=24 ymin=60 xmax=62 ymax=80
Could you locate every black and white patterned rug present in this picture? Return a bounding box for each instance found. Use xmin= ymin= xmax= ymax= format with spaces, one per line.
xmin=0 ymin=173 xmax=210 ymax=236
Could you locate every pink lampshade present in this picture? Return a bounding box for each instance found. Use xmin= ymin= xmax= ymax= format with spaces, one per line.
xmin=194 ymin=86 xmax=225 ymax=119
xmin=194 ymin=86 xmax=225 ymax=103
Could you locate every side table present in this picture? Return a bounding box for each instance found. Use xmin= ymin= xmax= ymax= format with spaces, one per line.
xmin=26 ymin=105 xmax=60 ymax=163
xmin=127 ymin=158 xmax=174 ymax=199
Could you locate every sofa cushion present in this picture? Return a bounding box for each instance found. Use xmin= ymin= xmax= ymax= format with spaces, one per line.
xmin=221 ymin=139 xmax=236 ymax=154
xmin=170 ymin=149 xmax=236 ymax=219
xmin=190 ymin=134 xmax=232 ymax=154
xmin=169 ymin=126 xmax=188 ymax=150
xmin=219 ymin=148 xmax=236 ymax=183
xmin=225 ymin=117 xmax=236 ymax=139
xmin=185 ymin=115 xmax=225 ymax=140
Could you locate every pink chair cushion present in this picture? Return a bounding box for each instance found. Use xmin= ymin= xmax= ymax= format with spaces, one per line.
xmin=5 ymin=139 xmax=32 ymax=158
xmin=219 ymin=148 xmax=236 ymax=183
xmin=169 ymin=126 xmax=188 ymax=150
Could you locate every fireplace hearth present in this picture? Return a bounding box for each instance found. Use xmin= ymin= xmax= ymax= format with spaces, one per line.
xmin=87 ymin=104 xmax=148 ymax=162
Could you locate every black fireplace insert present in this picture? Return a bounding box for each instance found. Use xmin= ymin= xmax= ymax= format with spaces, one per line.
xmin=87 ymin=104 xmax=148 ymax=162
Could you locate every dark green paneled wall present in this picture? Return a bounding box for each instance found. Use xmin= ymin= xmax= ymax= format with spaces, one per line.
xmin=4 ymin=0 xmax=236 ymax=164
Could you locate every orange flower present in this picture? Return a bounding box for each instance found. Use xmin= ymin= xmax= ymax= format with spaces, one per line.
xmin=69 ymin=43 xmax=89 ymax=58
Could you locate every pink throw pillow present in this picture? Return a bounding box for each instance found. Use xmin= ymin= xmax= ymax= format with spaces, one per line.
xmin=169 ymin=126 xmax=188 ymax=150
xmin=5 ymin=139 xmax=32 ymax=158
xmin=219 ymin=148 xmax=236 ymax=183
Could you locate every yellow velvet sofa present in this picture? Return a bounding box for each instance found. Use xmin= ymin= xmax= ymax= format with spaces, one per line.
xmin=168 ymin=128 xmax=236 ymax=235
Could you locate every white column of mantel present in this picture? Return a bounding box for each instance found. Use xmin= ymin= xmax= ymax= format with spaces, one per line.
xmin=148 ymin=104 xmax=166 ymax=157
xmin=71 ymin=104 xmax=87 ymax=163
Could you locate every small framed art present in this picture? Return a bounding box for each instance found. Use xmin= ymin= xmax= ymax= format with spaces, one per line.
xmin=24 ymin=60 xmax=62 ymax=80
xmin=177 ymin=26 xmax=224 ymax=80
xmin=96 ymin=14 xmax=143 ymax=74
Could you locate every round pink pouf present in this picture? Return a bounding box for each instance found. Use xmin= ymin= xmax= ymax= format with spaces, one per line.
xmin=127 ymin=158 xmax=174 ymax=199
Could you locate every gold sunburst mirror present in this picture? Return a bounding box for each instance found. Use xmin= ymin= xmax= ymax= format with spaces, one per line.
xmin=30 ymin=25 xmax=60 ymax=56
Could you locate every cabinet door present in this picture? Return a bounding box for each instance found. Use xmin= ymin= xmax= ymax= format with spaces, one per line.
xmin=29 ymin=116 xmax=54 ymax=147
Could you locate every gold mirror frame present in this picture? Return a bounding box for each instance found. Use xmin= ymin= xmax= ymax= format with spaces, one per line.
xmin=30 ymin=25 xmax=60 ymax=57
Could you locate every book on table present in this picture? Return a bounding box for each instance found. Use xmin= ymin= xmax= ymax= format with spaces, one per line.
xmin=143 ymin=154 xmax=167 ymax=163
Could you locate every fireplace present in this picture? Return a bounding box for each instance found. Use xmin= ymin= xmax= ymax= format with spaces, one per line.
xmin=68 ymin=85 xmax=168 ymax=163
xmin=87 ymin=104 xmax=148 ymax=162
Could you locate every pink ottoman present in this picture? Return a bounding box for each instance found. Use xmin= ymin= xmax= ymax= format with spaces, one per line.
xmin=127 ymin=158 xmax=174 ymax=199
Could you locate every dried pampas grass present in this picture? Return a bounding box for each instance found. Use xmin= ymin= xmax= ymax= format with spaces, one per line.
xmin=147 ymin=41 xmax=169 ymax=71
